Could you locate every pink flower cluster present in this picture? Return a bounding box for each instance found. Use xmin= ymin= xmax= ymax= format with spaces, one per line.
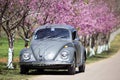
xmin=13 ymin=0 xmax=118 ymax=36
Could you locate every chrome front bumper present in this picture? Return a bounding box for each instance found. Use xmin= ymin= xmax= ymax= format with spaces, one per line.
xmin=20 ymin=61 xmax=73 ymax=69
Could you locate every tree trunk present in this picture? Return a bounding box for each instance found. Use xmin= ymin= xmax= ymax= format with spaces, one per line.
xmin=105 ymin=32 xmax=110 ymax=51
xmin=7 ymin=36 xmax=14 ymax=69
xmin=0 ymin=26 xmax=1 ymax=38
xmin=0 ymin=17 xmax=2 ymax=38
xmin=7 ymin=47 xmax=14 ymax=69
xmin=85 ymin=35 xmax=90 ymax=55
xmin=97 ymin=33 xmax=103 ymax=54
xmin=99 ymin=33 xmax=110 ymax=52
xmin=89 ymin=35 xmax=95 ymax=57
xmin=24 ymin=40 xmax=29 ymax=48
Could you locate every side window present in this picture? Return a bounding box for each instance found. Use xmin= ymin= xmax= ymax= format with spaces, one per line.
xmin=72 ymin=31 xmax=76 ymax=40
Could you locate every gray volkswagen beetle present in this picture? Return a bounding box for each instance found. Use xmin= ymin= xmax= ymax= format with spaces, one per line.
xmin=19 ymin=24 xmax=86 ymax=75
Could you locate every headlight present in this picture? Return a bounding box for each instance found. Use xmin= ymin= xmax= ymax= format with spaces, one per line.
xmin=55 ymin=51 xmax=70 ymax=62
xmin=61 ymin=51 xmax=69 ymax=60
xmin=22 ymin=53 xmax=30 ymax=60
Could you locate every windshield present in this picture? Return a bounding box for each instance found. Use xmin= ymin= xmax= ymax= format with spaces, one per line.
xmin=34 ymin=28 xmax=70 ymax=40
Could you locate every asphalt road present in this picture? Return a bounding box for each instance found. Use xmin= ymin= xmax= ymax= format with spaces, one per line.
xmin=28 ymin=50 xmax=120 ymax=80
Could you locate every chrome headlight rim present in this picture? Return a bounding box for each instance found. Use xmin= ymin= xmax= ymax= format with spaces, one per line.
xmin=22 ymin=52 xmax=31 ymax=60
xmin=60 ymin=51 xmax=69 ymax=60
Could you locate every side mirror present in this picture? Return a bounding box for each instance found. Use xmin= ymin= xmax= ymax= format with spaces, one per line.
xmin=75 ymin=38 xmax=80 ymax=41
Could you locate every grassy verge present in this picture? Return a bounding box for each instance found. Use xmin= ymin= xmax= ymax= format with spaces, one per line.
xmin=0 ymin=63 xmax=30 ymax=80
xmin=0 ymin=38 xmax=24 ymax=58
xmin=0 ymin=33 xmax=120 ymax=80
xmin=86 ymin=33 xmax=120 ymax=64
xmin=0 ymin=38 xmax=29 ymax=80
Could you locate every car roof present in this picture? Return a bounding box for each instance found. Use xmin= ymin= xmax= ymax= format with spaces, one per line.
xmin=34 ymin=24 xmax=76 ymax=33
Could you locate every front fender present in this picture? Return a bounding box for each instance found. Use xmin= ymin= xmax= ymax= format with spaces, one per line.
xmin=55 ymin=47 xmax=76 ymax=63
xmin=80 ymin=45 xmax=86 ymax=63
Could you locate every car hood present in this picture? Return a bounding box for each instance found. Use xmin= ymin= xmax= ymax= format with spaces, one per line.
xmin=30 ymin=40 xmax=71 ymax=61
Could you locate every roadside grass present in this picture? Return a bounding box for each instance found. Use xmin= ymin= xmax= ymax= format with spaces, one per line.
xmin=0 ymin=38 xmax=29 ymax=80
xmin=0 ymin=38 xmax=24 ymax=58
xmin=0 ymin=63 xmax=29 ymax=80
xmin=0 ymin=33 xmax=120 ymax=80
xmin=86 ymin=34 xmax=120 ymax=64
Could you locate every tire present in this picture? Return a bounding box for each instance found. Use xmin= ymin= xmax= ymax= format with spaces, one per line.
xmin=68 ymin=57 xmax=76 ymax=75
xmin=20 ymin=66 xmax=29 ymax=74
xmin=79 ymin=53 xmax=86 ymax=72
xmin=79 ymin=63 xmax=85 ymax=72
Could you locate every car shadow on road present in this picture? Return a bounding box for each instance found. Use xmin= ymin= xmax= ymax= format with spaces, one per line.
xmin=28 ymin=69 xmax=81 ymax=75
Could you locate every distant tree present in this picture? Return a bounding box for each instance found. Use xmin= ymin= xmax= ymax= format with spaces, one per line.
xmin=17 ymin=0 xmax=35 ymax=48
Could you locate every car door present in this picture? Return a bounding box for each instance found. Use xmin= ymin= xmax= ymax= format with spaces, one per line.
xmin=72 ymin=31 xmax=81 ymax=65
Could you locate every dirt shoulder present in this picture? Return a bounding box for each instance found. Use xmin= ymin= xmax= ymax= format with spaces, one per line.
xmin=0 ymin=57 xmax=19 ymax=63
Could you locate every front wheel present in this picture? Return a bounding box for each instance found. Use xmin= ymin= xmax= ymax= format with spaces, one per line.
xmin=20 ymin=66 xmax=29 ymax=74
xmin=79 ymin=53 xmax=86 ymax=72
xmin=78 ymin=63 xmax=85 ymax=72
xmin=68 ymin=57 xmax=76 ymax=75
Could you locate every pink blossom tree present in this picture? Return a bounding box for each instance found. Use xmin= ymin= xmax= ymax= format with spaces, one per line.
xmin=0 ymin=0 xmax=118 ymax=68
xmin=33 ymin=0 xmax=117 ymax=56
